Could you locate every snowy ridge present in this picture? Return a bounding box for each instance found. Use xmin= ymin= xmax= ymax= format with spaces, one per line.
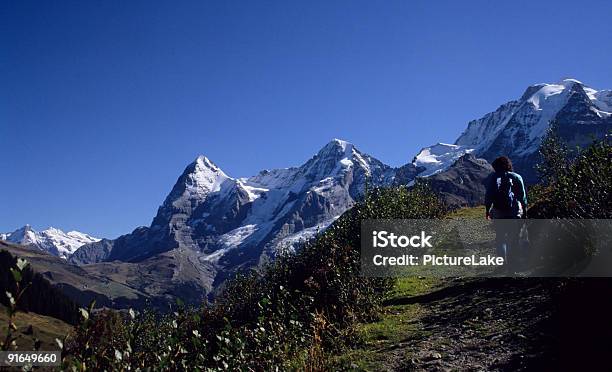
xmin=413 ymin=143 xmax=474 ymax=177
xmin=590 ymin=89 xmax=612 ymax=114
xmin=276 ymin=217 xmax=339 ymax=254
xmin=1 ymin=225 xmax=100 ymax=259
xmin=523 ymin=79 xmax=583 ymax=141
xmin=462 ymin=79 xmax=609 ymax=148
xmin=424 ymin=78 xmax=612 ymax=176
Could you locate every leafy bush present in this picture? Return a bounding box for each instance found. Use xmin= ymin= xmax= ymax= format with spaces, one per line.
xmin=2 ymin=256 xmax=30 ymax=351
xmin=529 ymin=129 xmax=611 ymax=219
xmin=60 ymin=183 xmax=446 ymax=370
xmin=527 ymin=130 xmax=611 ymax=272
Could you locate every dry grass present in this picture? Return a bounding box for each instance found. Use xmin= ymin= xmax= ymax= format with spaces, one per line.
xmin=0 ymin=304 xmax=72 ymax=350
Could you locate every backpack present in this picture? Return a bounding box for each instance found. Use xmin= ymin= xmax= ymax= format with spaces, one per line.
xmin=492 ymin=172 xmax=518 ymax=212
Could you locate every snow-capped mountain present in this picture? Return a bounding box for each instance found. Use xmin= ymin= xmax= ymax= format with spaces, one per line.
xmin=71 ymin=140 xmax=398 ymax=268
xmin=1 ymin=225 xmax=100 ymax=259
xmin=69 ymin=139 xmax=424 ymax=299
xmin=416 ymin=79 xmax=612 ymax=181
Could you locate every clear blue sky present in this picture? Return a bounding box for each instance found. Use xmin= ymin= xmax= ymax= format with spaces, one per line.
xmin=1 ymin=0 xmax=611 ymax=237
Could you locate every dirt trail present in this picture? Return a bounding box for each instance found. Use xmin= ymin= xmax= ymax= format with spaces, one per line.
xmin=379 ymin=279 xmax=555 ymax=371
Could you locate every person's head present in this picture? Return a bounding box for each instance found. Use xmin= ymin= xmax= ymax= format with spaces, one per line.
xmin=492 ymin=156 xmax=513 ymax=173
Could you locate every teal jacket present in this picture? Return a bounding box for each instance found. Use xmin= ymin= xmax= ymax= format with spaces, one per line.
xmin=485 ymin=171 xmax=527 ymax=217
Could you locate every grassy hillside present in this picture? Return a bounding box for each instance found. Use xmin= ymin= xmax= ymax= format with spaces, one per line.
xmin=0 ymin=246 xmax=80 ymax=325
xmin=332 ymin=277 xmax=441 ymax=369
xmin=1 ymin=241 xmax=214 ymax=311
xmin=0 ymin=304 xmax=72 ymax=350
xmin=447 ymin=205 xmax=484 ymax=219
xmin=0 ymin=241 xmax=151 ymax=309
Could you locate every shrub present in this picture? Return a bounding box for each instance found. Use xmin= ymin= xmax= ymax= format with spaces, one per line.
xmin=529 ymin=132 xmax=611 ymax=219
xmin=527 ymin=130 xmax=611 ymax=273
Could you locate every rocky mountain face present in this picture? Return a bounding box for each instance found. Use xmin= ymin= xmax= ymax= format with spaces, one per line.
xmin=425 ymin=154 xmax=493 ymax=207
xmin=70 ymin=140 xmax=405 ymax=298
xmin=1 ymin=225 xmax=99 ymax=259
xmin=418 ymin=79 xmax=612 ymax=183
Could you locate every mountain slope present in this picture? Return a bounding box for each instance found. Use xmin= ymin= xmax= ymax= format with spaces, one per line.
xmin=1 ymin=225 xmax=100 ymax=259
xmin=0 ymin=303 xmax=72 ymax=351
xmin=425 ymin=154 xmax=493 ymax=207
xmin=0 ymin=241 xmax=157 ymax=309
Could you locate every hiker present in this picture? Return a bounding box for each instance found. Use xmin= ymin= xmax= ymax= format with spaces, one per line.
xmin=485 ymin=156 xmax=528 ymax=268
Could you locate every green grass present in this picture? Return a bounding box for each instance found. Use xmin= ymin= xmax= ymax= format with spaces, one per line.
xmin=386 ymin=276 xmax=441 ymax=299
xmin=447 ymin=205 xmax=484 ymax=219
xmin=331 ymin=277 xmax=440 ymax=370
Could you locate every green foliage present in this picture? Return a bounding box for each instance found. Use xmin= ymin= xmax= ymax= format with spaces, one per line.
xmin=535 ymin=122 xmax=570 ymax=186
xmin=530 ymin=133 xmax=611 ymax=219
xmin=1 ymin=257 xmax=30 ymax=351
xmin=60 ymin=183 xmax=447 ymax=370
xmin=526 ymin=133 xmax=611 ymax=272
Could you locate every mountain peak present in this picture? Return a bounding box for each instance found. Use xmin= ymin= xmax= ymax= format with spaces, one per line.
xmin=520 ymin=84 xmax=547 ymax=101
xmin=317 ymin=138 xmax=355 ymax=158
xmin=177 ymin=155 xmax=230 ymax=198
xmin=521 ymin=78 xmax=586 ymax=102
xmin=193 ymin=155 xmax=221 ymax=171
xmin=188 ymin=155 xmax=228 ymax=181
xmin=331 ymin=138 xmax=351 ymax=150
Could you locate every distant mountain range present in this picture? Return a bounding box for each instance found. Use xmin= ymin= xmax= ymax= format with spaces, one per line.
xmin=2 ymin=78 xmax=610 ymax=307
xmin=1 ymin=225 xmax=99 ymax=259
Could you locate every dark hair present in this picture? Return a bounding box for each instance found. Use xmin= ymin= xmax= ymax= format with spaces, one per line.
xmin=492 ymin=156 xmax=513 ymax=172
